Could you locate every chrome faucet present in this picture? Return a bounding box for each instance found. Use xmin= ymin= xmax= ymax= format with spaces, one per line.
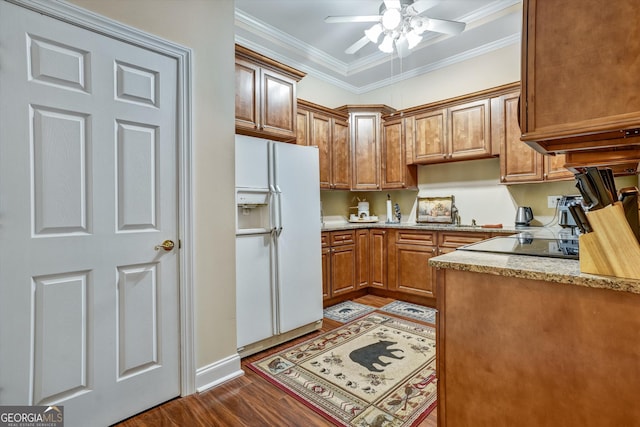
xmin=451 ymin=205 xmax=460 ymax=226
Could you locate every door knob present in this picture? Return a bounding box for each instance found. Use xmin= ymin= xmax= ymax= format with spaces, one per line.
xmin=155 ymin=240 xmax=175 ymax=251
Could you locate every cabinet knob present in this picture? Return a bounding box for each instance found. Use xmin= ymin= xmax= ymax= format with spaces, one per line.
xmin=500 ymin=176 xmax=505 ymax=182
xmin=443 ymin=154 xmax=447 ymax=159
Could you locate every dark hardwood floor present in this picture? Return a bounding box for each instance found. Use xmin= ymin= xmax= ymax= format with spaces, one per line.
xmin=114 ymin=295 xmax=437 ymax=426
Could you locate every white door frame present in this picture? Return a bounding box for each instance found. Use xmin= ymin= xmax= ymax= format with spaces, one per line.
xmin=6 ymin=0 xmax=196 ymax=396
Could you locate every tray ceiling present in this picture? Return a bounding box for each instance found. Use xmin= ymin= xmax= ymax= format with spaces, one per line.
xmin=235 ymin=0 xmax=523 ymax=94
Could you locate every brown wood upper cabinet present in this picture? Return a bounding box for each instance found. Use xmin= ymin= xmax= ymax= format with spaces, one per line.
xmin=520 ymin=0 xmax=640 ymax=153
xmin=297 ymin=100 xmax=350 ymax=189
xmin=405 ymin=92 xmax=496 ymax=165
xmin=336 ymin=105 xmax=395 ymax=191
xmin=493 ymin=88 xmax=572 ymax=183
xmin=381 ymin=117 xmax=417 ymax=189
xmin=235 ymin=45 xmax=305 ymax=142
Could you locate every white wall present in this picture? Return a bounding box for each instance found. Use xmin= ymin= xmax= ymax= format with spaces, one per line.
xmin=68 ymin=0 xmax=238 ymax=374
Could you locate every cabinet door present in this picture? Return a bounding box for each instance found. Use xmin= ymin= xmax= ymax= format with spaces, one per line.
xmin=449 ymin=99 xmax=492 ymax=160
xmin=370 ymin=229 xmax=387 ymax=289
xmin=331 ymin=245 xmax=356 ymax=296
xmin=392 ymin=243 xmax=436 ymax=298
xmin=356 ymin=230 xmax=369 ymax=289
xmin=544 ymin=153 xmax=573 ymax=181
xmin=296 ymin=109 xmax=309 ymax=146
xmin=321 ymin=246 xmax=331 ymax=299
xmin=497 ymin=92 xmax=545 ymax=183
xmin=412 ymin=109 xmax=448 ymax=164
xmin=521 ymin=0 xmax=640 ymax=152
xmin=235 ymin=58 xmax=260 ymax=132
xmin=332 ymin=117 xmax=351 ymax=190
xmin=382 ymin=119 xmax=406 ymax=189
xmin=311 ymin=112 xmax=332 ymax=189
xmin=260 ymin=68 xmax=297 ymax=139
xmin=351 ymin=113 xmax=380 ymax=190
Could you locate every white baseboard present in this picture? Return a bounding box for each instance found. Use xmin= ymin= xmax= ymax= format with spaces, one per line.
xmin=195 ymin=353 xmax=244 ymax=393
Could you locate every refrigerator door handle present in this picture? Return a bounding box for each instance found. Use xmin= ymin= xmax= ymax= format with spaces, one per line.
xmin=236 ymin=229 xmax=273 ymax=237
xmin=274 ymin=185 xmax=283 ymax=231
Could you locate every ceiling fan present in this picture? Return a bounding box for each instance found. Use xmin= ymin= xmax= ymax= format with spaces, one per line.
xmin=325 ymin=0 xmax=466 ymax=57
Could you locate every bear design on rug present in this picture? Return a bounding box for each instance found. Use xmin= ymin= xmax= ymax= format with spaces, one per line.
xmin=349 ymin=340 xmax=404 ymax=372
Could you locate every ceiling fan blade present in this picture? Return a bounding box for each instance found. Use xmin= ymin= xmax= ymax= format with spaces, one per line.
xmin=383 ymin=0 xmax=401 ymax=9
xmin=325 ymin=15 xmax=381 ymax=24
xmin=345 ymin=35 xmax=371 ymax=55
xmin=410 ymin=0 xmax=439 ymax=15
xmin=424 ymin=18 xmax=466 ymax=35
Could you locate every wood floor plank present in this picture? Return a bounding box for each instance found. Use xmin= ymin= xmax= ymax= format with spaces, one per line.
xmin=114 ymin=296 xmax=437 ymax=426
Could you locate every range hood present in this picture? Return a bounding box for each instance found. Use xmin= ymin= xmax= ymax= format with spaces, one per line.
xmin=563 ymin=146 xmax=640 ymax=176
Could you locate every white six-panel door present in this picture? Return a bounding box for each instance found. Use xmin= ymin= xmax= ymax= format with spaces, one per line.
xmin=0 ymin=2 xmax=180 ymax=426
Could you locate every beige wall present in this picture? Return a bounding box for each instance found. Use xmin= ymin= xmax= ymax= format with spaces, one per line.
xmin=297 ymin=74 xmax=355 ymax=108
xmin=68 ymin=0 xmax=237 ymax=369
xmin=317 ymin=41 xmax=631 ymax=228
xmin=358 ymin=43 xmax=521 ymax=108
xmin=307 ymin=43 xmax=637 ymax=227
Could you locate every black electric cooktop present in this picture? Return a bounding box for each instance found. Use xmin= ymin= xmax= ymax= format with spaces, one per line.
xmin=458 ymin=234 xmax=579 ymax=260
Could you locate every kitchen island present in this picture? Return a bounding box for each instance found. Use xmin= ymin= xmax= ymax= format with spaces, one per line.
xmin=430 ymin=250 xmax=640 ymax=426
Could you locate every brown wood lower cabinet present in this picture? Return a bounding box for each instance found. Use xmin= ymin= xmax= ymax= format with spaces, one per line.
xmin=323 ymin=227 xmax=494 ymax=307
xmin=369 ymin=229 xmax=387 ymax=289
xmin=438 ymin=230 xmax=491 ymax=254
xmin=322 ymin=231 xmax=360 ymax=305
xmin=387 ymin=230 xmax=438 ymax=299
xmin=356 ymin=230 xmax=369 ymax=289
xmin=436 ymin=268 xmax=640 ymax=426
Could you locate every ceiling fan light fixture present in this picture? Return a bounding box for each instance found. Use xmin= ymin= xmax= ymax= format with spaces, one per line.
xmin=406 ymin=29 xmax=422 ymax=49
xmin=365 ymin=23 xmax=384 ymax=43
xmin=381 ymin=8 xmax=402 ymax=31
xmin=378 ymin=34 xmax=395 ymax=53
xmin=395 ymin=34 xmax=410 ymax=58
xmin=410 ymin=16 xmax=428 ymax=35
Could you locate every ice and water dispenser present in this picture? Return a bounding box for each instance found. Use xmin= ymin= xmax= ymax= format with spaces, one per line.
xmin=236 ymin=189 xmax=271 ymax=234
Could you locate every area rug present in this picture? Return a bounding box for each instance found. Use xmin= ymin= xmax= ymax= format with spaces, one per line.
xmin=248 ymin=313 xmax=437 ymax=426
xmin=379 ymin=301 xmax=437 ymax=324
xmin=323 ymin=301 xmax=376 ymax=323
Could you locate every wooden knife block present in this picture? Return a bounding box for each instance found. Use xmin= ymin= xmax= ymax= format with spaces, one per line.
xmin=579 ymin=202 xmax=640 ymax=280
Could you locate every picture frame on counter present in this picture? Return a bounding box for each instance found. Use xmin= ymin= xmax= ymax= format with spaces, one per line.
xmin=416 ymin=196 xmax=454 ymax=223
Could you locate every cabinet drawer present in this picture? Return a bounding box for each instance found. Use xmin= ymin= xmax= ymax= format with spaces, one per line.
xmin=396 ymin=230 xmax=436 ymax=245
xmin=330 ymin=230 xmax=355 ymax=246
xmin=438 ymin=231 xmax=491 ymax=248
xmin=321 ymin=232 xmax=329 ymax=248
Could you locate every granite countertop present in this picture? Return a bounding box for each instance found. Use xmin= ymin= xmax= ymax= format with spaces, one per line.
xmin=321 ymin=221 xmax=519 ymax=234
xmin=430 ymin=249 xmax=640 ymax=295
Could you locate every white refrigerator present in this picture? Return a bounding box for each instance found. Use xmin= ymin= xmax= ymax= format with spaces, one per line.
xmin=235 ymin=135 xmax=322 ymax=352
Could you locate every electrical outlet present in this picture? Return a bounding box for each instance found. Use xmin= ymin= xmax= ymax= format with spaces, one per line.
xmin=547 ymin=195 xmax=562 ymax=208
